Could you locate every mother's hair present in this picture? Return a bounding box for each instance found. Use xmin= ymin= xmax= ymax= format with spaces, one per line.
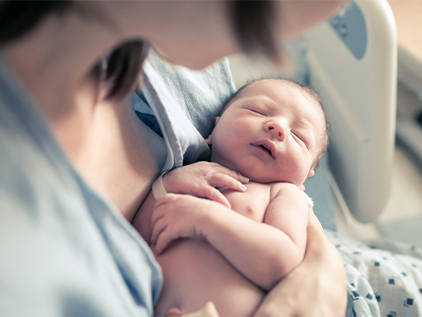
xmin=0 ymin=1 xmax=147 ymax=99
xmin=0 ymin=1 xmax=278 ymax=98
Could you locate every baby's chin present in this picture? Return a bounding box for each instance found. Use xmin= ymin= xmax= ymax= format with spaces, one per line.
xmin=242 ymin=173 xmax=299 ymax=186
xmin=210 ymin=157 xmax=304 ymax=185
xmin=242 ymin=167 xmax=308 ymax=186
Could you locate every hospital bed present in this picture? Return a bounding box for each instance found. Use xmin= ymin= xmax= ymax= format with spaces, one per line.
xmin=229 ymin=0 xmax=397 ymax=229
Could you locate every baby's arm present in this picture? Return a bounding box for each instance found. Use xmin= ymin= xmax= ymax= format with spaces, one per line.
xmin=151 ymin=183 xmax=309 ymax=290
xmin=254 ymin=211 xmax=347 ymax=317
xmin=261 ymin=183 xmax=309 ymax=276
xmin=132 ymin=161 xmax=249 ymax=243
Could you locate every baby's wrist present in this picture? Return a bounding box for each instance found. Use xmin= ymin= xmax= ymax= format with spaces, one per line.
xmin=200 ymin=202 xmax=226 ymax=238
xmin=152 ymin=171 xmax=168 ymax=200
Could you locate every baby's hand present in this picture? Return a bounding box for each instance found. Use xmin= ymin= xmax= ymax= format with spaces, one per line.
xmin=161 ymin=162 xmax=248 ymax=209
xmin=150 ymin=194 xmax=217 ymax=254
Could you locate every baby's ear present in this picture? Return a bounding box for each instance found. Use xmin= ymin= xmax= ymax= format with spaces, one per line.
xmin=307 ymin=169 xmax=315 ymax=178
xmin=205 ymin=116 xmax=221 ymax=145
xmin=205 ymin=134 xmax=212 ymax=145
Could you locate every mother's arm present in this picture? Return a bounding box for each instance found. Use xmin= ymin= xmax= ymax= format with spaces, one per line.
xmin=254 ymin=211 xmax=347 ymax=317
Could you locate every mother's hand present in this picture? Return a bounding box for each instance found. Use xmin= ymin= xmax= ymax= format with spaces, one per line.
xmin=253 ymin=211 xmax=347 ymax=317
xmin=161 ymin=162 xmax=249 ymax=208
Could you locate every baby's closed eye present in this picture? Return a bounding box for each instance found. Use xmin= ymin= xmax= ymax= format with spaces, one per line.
xmin=291 ymin=131 xmax=307 ymax=147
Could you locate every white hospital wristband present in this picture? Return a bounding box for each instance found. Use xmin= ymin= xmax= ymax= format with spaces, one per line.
xmin=152 ymin=172 xmax=168 ymax=200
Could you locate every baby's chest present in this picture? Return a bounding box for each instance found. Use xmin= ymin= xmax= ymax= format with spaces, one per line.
xmin=221 ymin=183 xmax=271 ymax=222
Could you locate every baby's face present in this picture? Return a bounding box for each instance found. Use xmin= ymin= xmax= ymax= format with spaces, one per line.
xmin=210 ymin=80 xmax=325 ymax=186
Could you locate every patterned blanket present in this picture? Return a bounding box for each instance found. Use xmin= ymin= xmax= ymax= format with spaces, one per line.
xmin=326 ymin=231 xmax=422 ymax=317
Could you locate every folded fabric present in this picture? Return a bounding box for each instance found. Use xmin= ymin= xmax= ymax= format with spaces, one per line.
xmin=139 ymin=49 xmax=236 ymax=173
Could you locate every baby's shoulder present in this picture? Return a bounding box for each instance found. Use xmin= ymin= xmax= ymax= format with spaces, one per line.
xmin=269 ymin=181 xmax=300 ymax=193
xmin=269 ymin=182 xmax=308 ymax=203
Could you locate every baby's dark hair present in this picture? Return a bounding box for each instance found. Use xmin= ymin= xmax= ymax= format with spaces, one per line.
xmin=221 ymin=78 xmax=329 ymax=169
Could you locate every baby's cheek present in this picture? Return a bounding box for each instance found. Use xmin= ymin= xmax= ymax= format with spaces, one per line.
xmin=281 ymin=157 xmax=307 ymax=185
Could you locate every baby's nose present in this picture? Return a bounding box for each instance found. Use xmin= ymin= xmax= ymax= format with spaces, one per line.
xmin=265 ymin=121 xmax=287 ymax=141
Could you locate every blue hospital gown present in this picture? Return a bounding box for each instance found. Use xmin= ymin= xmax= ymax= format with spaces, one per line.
xmin=0 ymin=55 xmax=162 ymax=315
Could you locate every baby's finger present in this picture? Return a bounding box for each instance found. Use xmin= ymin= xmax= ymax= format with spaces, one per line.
xmin=208 ymin=174 xmax=248 ymax=192
xmin=210 ymin=163 xmax=249 ymax=184
xmin=152 ymin=199 xmax=166 ymax=215
xmin=153 ymin=194 xmax=175 ymax=209
xmin=150 ymin=217 xmax=167 ymax=246
xmin=198 ymin=186 xmax=231 ymax=208
xmin=150 ymin=207 xmax=165 ymax=228
xmin=151 ymin=195 xmax=176 ymax=223
xmin=154 ymin=231 xmax=173 ymax=255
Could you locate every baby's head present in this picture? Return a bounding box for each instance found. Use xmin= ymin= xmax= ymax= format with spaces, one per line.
xmin=207 ymin=78 xmax=328 ymax=186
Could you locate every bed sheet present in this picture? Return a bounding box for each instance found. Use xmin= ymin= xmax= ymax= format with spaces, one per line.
xmin=327 ymin=230 xmax=422 ymax=316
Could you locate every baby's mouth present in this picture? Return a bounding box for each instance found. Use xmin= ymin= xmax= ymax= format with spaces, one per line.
xmin=252 ymin=140 xmax=276 ymax=158
xmin=260 ymin=144 xmax=273 ymax=157
xmin=252 ymin=142 xmax=275 ymax=158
